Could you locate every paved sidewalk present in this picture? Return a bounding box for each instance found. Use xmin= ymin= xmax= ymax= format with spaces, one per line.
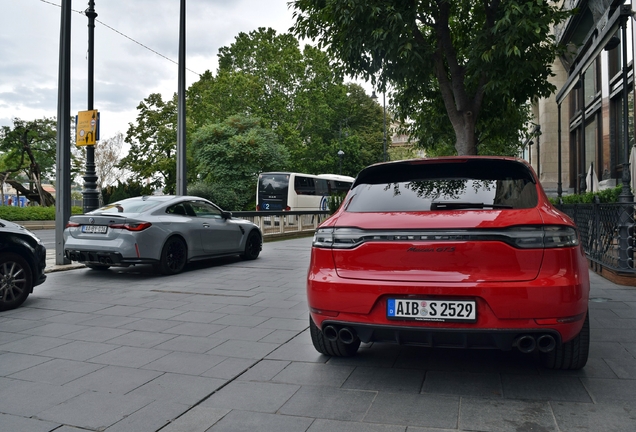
xmin=1 ymin=237 xmax=636 ymax=431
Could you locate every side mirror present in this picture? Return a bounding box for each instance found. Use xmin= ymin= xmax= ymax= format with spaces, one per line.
xmin=221 ymin=211 xmax=232 ymax=219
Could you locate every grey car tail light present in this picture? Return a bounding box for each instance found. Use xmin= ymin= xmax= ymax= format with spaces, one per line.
xmin=312 ymin=226 xmax=579 ymax=250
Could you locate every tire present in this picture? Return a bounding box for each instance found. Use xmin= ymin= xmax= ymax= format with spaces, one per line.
xmin=240 ymin=231 xmax=261 ymax=260
xmin=157 ymin=236 xmax=187 ymax=275
xmin=86 ymin=264 xmax=110 ymax=271
xmin=309 ymin=315 xmax=360 ymax=357
xmin=542 ymin=310 xmax=590 ymax=370
xmin=0 ymin=253 xmax=33 ymax=311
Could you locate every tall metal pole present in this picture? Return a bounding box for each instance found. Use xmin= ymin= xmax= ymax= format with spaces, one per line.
xmin=55 ymin=0 xmax=72 ymax=265
xmin=580 ymin=73 xmax=587 ymax=193
xmin=618 ymin=15 xmax=634 ymax=270
xmin=176 ymin=0 xmax=187 ymax=195
xmin=82 ymin=0 xmax=99 ymax=212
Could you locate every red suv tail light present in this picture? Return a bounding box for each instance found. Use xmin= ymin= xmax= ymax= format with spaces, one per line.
xmin=312 ymin=226 xmax=579 ymax=250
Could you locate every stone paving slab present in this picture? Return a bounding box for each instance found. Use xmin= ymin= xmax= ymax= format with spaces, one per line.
xmin=1 ymin=236 xmax=636 ymax=431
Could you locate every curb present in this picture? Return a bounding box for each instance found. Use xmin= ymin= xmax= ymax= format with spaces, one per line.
xmin=15 ymin=221 xmax=56 ymax=230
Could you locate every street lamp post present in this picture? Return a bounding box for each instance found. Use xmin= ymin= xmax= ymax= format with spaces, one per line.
xmin=371 ymin=91 xmax=388 ymax=161
xmin=338 ymin=150 xmax=345 ymax=175
xmin=82 ymin=0 xmax=99 ymax=213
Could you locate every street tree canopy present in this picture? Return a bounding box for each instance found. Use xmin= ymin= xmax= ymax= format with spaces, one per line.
xmin=0 ymin=118 xmax=63 ymax=206
xmin=291 ymin=0 xmax=569 ymax=155
xmin=192 ymin=114 xmax=289 ymax=210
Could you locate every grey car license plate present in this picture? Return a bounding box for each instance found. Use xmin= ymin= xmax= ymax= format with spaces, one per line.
xmin=81 ymin=225 xmax=108 ymax=234
xmin=387 ymin=299 xmax=476 ymax=322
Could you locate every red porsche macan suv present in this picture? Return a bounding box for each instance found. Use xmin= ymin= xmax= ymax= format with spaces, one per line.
xmin=308 ymin=157 xmax=590 ymax=370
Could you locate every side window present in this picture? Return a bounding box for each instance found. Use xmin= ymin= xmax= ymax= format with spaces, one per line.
xmin=166 ymin=204 xmax=188 ymax=216
xmin=189 ymin=201 xmax=222 ymax=218
xmin=316 ymin=179 xmax=328 ymax=195
xmin=295 ymin=176 xmax=316 ymax=195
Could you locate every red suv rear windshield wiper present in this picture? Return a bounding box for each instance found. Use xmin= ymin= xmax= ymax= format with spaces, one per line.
xmin=430 ymin=202 xmax=513 ymax=210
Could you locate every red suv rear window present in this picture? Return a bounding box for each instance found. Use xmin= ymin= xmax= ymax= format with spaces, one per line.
xmin=347 ymin=159 xmax=537 ymax=212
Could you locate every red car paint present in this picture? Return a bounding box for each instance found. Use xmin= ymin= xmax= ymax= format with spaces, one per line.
xmin=307 ymin=157 xmax=590 ymax=369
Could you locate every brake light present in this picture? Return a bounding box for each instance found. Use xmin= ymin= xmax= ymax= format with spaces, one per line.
xmin=109 ymin=222 xmax=152 ymax=231
xmin=66 ymin=222 xmax=80 ymax=228
xmin=312 ymin=226 xmax=579 ymax=250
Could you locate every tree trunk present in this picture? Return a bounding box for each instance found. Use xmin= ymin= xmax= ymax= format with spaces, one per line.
xmin=5 ymin=179 xmax=55 ymax=206
xmin=450 ymin=112 xmax=478 ymax=156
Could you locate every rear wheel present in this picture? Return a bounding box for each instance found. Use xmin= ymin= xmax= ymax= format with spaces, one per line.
xmin=157 ymin=237 xmax=187 ymax=275
xmin=309 ymin=315 xmax=360 ymax=357
xmin=240 ymin=231 xmax=261 ymax=260
xmin=86 ymin=264 xmax=110 ymax=271
xmin=542 ymin=311 xmax=590 ymax=370
xmin=0 ymin=253 xmax=33 ymax=311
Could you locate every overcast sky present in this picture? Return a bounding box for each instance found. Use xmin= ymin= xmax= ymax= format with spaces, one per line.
xmin=0 ymin=0 xmax=316 ymax=140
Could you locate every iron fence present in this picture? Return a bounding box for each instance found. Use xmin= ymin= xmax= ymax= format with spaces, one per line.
xmin=557 ymin=203 xmax=636 ymax=273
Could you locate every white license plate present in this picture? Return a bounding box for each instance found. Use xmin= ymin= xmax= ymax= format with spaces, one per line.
xmin=387 ymin=299 xmax=476 ymax=322
xmin=81 ymin=225 xmax=108 ymax=234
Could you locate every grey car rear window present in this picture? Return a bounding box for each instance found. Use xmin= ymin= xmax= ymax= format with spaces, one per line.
xmin=347 ymin=159 xmax=537 ymax=212
xmin=93 ymin=198 xmax=163 ymax=214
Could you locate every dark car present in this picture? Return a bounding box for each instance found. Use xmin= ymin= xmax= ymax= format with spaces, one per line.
xmin=308 ymin=157 xmax=590 ymax=370
xmin=0 ymin=219 xmax=47 ymax=311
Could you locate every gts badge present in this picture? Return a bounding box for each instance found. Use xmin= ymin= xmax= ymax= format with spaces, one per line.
xmin=407 ymin=246 xmax=456 ymax=253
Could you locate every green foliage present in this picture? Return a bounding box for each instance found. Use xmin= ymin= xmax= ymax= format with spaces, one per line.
xmin=101 ymin=181 xmax=154 ymax=204
xmin=291 ymin=0 xmax=570 ymax=155
xmin=187 ymin=181 xmax=252 ymax=211
xmin=0 ymin=117 xmax=58 ymax=180
xmin=550 ymin=186 xmax=623 ymax=204
xmin=327 ymin=192 xmax=347 ymax=215
xmin=121 ymin=94 xmax=196 ymax=194
xmin=0 ymin=117 xmax=82 ymax=206
xmin=192 ymin=115 xmax=288 ymax=210
xmin=186 ymin=28 xmax=385 ymax=177
xmin=0 ymin=206 xmax=82 ymax=221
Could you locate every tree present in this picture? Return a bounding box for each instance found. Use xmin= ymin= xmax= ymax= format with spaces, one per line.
xmin=291 ymin=0 xmax=569 ymax=155
xmin=0 ymin=118 xmax=60 ymax=206
xmin=188 ymin=28 xmax=385 ymax=175
xmin=120 ymin=93 xmax=194 ymax=194
xmin=74 ymin=133 xmax=125 ymax=190
xmin=191 ymin=115 xmax=290 ymax=210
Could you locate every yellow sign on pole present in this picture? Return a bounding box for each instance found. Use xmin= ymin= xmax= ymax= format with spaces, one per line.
xmin=76 ymin=110 xmax=98 ymax=146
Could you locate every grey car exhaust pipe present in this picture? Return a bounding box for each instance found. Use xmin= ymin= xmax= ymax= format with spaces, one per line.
xmin=537 ymin=334 xmax=556 ymax=353
xmin=338 ymin=327 xmax=356 ymax=345
xmin=323 ymin=325 xmax=338 ymax=342
xmin=515 ymin=335 xmax=536 ymax=353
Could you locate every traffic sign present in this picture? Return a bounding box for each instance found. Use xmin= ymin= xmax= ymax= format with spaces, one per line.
xmin=76 ymin=109 xmax=99 ymax=146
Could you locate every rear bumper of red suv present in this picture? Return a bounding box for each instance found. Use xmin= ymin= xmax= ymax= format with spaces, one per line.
xmin=308 ymin=248 xmax=590 ymax=350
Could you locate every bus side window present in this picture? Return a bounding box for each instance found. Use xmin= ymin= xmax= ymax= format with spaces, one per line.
xmin=316 ymin=179 xmax=328 ymax=195
xmin=335 ymin=181 xmax=352 ymax=192
xmin=295 ymin=176 xmax=315 ymax=195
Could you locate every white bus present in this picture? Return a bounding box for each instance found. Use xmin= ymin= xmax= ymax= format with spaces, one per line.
xmin=256 ymin=172 xmax=354 ymax=211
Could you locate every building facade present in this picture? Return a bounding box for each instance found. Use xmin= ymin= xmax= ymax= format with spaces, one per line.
xmin=530 ymin=0 xmax=634 ymax=197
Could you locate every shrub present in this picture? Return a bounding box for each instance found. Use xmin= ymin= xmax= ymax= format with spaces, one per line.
xmin=549 ymin=185 xmax=623 ymax=205
xmin=0 ymin=206 xmax=83 ymax=221
xmin=327 ymin=192 xmax=347 ymax=215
